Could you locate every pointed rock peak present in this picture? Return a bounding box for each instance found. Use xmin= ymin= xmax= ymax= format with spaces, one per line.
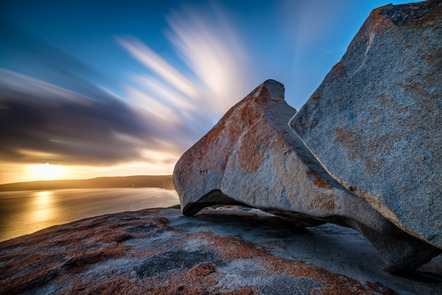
xmin=251 ymin=79 xmax=285 ymax=101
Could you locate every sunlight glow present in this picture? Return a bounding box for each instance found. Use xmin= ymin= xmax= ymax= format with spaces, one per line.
xmin=29 ymin=163 xmax=65 ymax=180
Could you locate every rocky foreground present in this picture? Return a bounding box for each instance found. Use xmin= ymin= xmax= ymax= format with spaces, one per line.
xmin=0 ymin=207 xmax=441 ymax=294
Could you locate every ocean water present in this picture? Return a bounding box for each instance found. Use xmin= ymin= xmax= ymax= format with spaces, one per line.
xmin=0 ymin=188 xmax=179 ymax=242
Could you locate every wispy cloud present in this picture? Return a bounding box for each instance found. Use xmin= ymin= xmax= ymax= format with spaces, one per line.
xmin=118 ymin=37 xmax=199 ymax=99
xmin=166 ymin=3 xmax=250 ymax=114
xmin=118 ymin=2 xmax=251 ymax=127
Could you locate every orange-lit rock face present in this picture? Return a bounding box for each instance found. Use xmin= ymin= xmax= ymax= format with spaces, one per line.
xmin=174 ymin=79 xmax=348 ymax=218
xmin=173 ymin=79 xmax=440 ymax=272
xmin=290 ymin=0 xmax=441 ymax=251
xmin=2 ymin=207 xmax=439 ymax=294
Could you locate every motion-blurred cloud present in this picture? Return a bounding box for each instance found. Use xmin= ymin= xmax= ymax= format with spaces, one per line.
xmin=118 ymin=2 xmax=251 ymax=125
xmin=0 ymin=69 xmax=153 ymax=165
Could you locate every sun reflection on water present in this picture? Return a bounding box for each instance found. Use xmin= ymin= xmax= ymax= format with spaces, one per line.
xmin=30 ymin=191 xmax=57 ymax=226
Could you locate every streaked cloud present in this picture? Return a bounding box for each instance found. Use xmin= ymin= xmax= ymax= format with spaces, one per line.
xmin=118 ymin=2 xmax=251 ymax=126
xmin=0 ymin=68 xmax=152 ymax=165
xmin=166 ymin=3 xmax=251 ymax=114
xmin=118 ymin=37 xmax=199 ymax=99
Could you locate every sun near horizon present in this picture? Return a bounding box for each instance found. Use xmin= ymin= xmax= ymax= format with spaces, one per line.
xmin=29 ymin=163 xmax=65 ymax=181
xmin=0 ymin=161 xmax=176 ymax=185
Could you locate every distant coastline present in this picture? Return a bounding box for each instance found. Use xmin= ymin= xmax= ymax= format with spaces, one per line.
xmin=0 ymin=175 xmax=175 ymax=192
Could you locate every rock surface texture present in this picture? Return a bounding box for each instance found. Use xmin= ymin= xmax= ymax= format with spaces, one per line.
xmin=289 ymin=1 xmax=441 ymax=250
xmin=174 ymin=79 xmax=440 ymax=271
xmin=1 ymin=207 xmax=441 ymax=294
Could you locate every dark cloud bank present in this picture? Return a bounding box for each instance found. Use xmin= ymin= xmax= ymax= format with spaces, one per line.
xmin=1 ymin=86 xmax=144 ymax=165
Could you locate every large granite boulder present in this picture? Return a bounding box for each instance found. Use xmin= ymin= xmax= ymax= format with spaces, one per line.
xmin=174 ymin=80 xmax=440 ymax=271
xmin=289 ymin=1 xmax=441 ymax=250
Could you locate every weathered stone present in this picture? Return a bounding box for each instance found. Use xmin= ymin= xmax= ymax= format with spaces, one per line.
xmin=173 ymin=79 xmax=440 ymax=271
xmin=1 ymin=207 xmax=441 ymax=294
xmin=289 ymin=1 xmax=441 ymax=250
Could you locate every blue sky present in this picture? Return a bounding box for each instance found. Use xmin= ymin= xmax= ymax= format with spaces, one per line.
xmin=0 ymin=0 xmax=419 ymax=183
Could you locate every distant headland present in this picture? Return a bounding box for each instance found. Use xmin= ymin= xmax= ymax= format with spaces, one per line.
xmin=0 ymin=175 xmax=175 ymax=192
